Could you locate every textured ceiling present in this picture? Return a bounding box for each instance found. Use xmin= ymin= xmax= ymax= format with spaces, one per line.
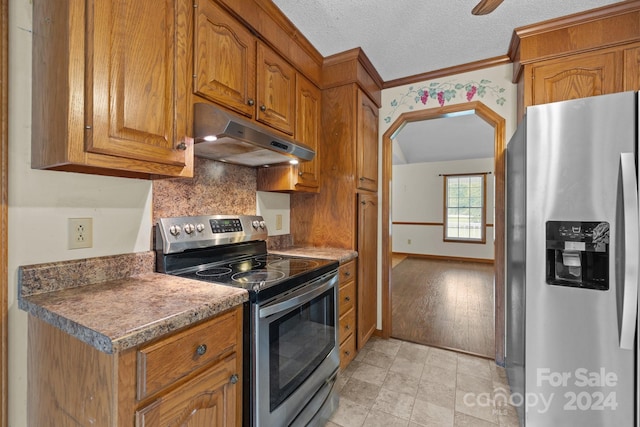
xmin=271 ymin=0 xmax=622 ymax=82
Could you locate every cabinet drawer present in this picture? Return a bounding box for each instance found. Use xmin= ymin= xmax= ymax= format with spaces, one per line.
xmin=339 ymin=307 xmax=356 ymax=344
xmin=339 ymin=333 xmax=356 ymax=370
xmin=339 ymin=279 xmax=355 ymax=316
xmin=339 ymin=260 xmax=356 ymax=283
xmin=136 ymin=354 xmax=239 ymax=426
xmin=137 ymin=308 xmax=239 ymax=400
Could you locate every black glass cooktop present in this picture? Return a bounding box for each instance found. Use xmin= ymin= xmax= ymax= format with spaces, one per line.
xmin=176 ymin=253 xmax=338 ymax=300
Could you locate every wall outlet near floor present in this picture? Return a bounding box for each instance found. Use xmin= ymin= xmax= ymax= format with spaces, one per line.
xmin=69 ymin=218 xmax=93 ymax=249
xmin=275 ymin=214 xmax=283 ymax=230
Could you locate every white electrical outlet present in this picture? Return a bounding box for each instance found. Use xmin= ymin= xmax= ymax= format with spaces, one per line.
xmin=276 ymin=214 xmax=283 ymax=230
xmin=69 ymin=218 xmax=93 ymax=249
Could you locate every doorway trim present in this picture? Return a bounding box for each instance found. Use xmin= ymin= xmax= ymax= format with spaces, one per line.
xmin=381 ymin=101 xmax=506 ymax=364
xmin=1 ymin=0 xmax=7 ymax=422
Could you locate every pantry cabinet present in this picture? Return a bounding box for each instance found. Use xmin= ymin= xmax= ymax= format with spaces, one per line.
xmin=28 ymin=306 xmax=243 ymax=427
xmin=290 ymin=48 xmax=382 ymax=355
xmin=357 ymin=91 xmax=379 ymax=192
xmin=509 ymin=2 xmax=640 ymax=119
xmin=31 ymin=0 xmax=193 ymax=179
xmin=357 ymin=193 xmax=378 ymax=349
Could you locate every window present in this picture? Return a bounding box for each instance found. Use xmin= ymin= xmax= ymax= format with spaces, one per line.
xmin=444 ymin=173 xmax=486 ymax=243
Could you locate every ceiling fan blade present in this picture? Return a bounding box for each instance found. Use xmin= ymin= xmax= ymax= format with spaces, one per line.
xmin=472 ymin=0 xmax=504 ymax=15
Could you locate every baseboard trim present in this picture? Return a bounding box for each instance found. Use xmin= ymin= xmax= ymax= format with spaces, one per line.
xmin=392 ymin=252 xmax=494 ymax=265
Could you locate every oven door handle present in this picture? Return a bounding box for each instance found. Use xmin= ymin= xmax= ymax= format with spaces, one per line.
xmin=259 ymin=273 xmax=338 ymax=318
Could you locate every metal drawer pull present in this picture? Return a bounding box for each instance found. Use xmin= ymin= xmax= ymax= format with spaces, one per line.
xmin=345 ymin=296 xmax=351 ymax=302
xmin=230 ymin=374 xmax=239 ymax=384
xmin=196 ymin=344 xmax=207 ymax=356
xmin=176 ymin=141 xmax=187 ymax=151
xmin=345 ymin=324 xmax=350 ymax=330
xmin=344 ymin=351 xmax=350 ymax=356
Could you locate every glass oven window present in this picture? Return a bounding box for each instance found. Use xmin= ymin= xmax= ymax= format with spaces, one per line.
xmin=268 ymin=288 xmax=335 ymax=411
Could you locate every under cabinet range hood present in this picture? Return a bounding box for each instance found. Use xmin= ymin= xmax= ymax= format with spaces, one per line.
xmin=193 ymin=103 xmax=315 ymax=167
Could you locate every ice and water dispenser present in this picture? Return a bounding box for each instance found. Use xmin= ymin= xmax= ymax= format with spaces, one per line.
xmin=545 ymin=221 xmax=609 ymax=290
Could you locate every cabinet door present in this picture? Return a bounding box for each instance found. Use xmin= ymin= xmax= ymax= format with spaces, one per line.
xmin=357 ymin=90 xmax=379 ymax=192
xmin=531 ymin=51 xmax=619 ymax=105
xmin=256 ymin=42 xmax=296 ymax=135
xmin=357 ymin=193 xmax=378 ymax=349
xmin=88 ymin=0 xmax=189 ymax=167
xmin=624 ymin=45 xmax=640 ymax=91
xmin=295 ymin=75 xmax=321 ymax=189
xmin=194 ymin=0 xmax=256 ymax=118
xmin=136 ymin=355 xmax=239 ymax=427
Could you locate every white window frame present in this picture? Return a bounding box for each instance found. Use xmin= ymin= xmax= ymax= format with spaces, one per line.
xmin=443 ymin=173 xmax=487 ymax=244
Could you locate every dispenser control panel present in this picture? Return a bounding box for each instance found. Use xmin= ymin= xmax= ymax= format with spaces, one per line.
xmin=545 ymin=221 xmax=609 ymax=290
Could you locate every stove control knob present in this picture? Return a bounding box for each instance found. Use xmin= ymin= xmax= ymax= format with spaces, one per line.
xmin=259 ymin=221 xmax=266 ymax=229
xmin=184 ymin=224 xmax=195 ymax=234
xmin=252 ymin=220 xmax=260 ymax=230
xmin=169 ymin=225 xmax=181 ymax=236
xmin=196 ymin=223 xmax=205 ymax=232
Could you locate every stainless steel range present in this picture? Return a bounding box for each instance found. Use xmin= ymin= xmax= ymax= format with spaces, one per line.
xmin=155 ymin=215 xmax=340 ymax=427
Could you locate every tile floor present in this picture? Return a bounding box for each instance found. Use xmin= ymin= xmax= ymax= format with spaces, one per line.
xmin=325 ymin=336 xmax=520 ymax=427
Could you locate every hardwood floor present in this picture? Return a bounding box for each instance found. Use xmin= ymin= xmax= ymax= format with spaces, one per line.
xmin=391 ymin=257 xmax=494 ymax=358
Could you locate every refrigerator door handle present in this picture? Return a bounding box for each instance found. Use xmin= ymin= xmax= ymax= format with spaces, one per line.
xmin=618 ymin=152 xmax=638 ymax=350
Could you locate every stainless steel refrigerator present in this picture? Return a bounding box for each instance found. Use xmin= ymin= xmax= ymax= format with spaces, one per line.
xmin=506 ymin=91 xmax=639 ymax=426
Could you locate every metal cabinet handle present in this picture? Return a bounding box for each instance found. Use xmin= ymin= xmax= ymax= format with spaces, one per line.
xmin=176 ymin=141 xmax=187 ymax=151
xmin=345 ymin=324 xmax=350 ymax=330
xmin=345 ymin=296 xmax=351 ymax=302
xmin=230 ymin=374 xmax=239 ymax=384
xmin=344 ymin=271 xmax=351 ymax=277
xmin=196 ymin=344 xmax=207 ymax=356
xmin=344 ymin=351 xmax=350 ymax=356
xmin=248 ymin=99 xmax=255 ymax=106
xmin=260 ymin=105 xmax=267 ymax=112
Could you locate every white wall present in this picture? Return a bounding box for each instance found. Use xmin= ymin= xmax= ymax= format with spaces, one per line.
xmin=392 ymin=158 xmax=495 ymax=260
xmin=8 ymin=2 xmax=154 ymax=424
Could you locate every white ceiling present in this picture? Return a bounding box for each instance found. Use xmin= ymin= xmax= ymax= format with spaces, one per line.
xmin=271 ymin=0 xmax=622 ymax=82
xmin=271 ymin=0 xmax=622 ymax=164
xmin=393 ymin=113 xmax=494 ymax=165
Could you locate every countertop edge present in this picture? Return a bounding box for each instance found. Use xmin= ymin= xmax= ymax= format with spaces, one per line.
xmin=269 ymin=246 xmax=358 ymax=264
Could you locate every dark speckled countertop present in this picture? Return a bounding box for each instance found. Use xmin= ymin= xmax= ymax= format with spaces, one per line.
xmin=18 ymin=252 xmax=248 ymax=354
xmin=270 ymin=246 xmax=358 ymax=264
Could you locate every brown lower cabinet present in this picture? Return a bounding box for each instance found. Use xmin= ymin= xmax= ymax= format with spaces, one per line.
xmin=27 ymin=306 xmax=243 ymax=427
xmin=338 ymin=259 xmax=357 ymax=369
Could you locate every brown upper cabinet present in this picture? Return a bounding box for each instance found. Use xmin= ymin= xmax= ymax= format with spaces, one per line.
xmin=193 ymin=0 xmax=257 ymax=118
xmin=194 ymin=0 xmax=296 ymax=136
xmin=509 ymin=2 xmax=640 ymax=120
xmin=256 ymin=42 xmax=296 ymax=136
xmin=31 ymin=0 xmax=193 ymax=179
xmin=257 ymin=74 xmax=321 ymax=192
xmin=194 ymin=0 xmax=322 ymax=191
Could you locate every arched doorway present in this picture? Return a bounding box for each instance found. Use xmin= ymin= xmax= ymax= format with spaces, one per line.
xmin=380 ymin=101 xmax=506 ymax=364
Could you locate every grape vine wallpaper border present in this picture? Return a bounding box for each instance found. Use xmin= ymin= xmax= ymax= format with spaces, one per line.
xmin=383 ymin=79 xmax=508 ymax=124
xmin=380 ymin=64 xmax=517 ymax=136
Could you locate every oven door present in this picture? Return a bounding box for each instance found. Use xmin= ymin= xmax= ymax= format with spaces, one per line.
xmin=253 ymin=270 xmax=339 ymax=427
